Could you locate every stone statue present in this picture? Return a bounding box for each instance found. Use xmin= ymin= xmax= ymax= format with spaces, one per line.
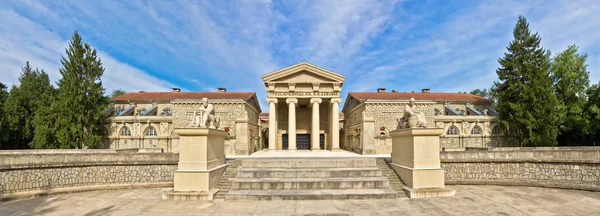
xmin=397 ymin=98 xmax=427 ymax=129
xmin=483 ymin=109 xmax=489 ymax=116
xmin=188 ymin=97 xmax=220 ymax=129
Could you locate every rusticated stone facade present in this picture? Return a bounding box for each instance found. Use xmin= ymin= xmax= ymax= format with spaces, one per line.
xmin=105 ymin=90 xmax=261 ymax=155
xmin=0 ymin=151 xmax=178 ymax=195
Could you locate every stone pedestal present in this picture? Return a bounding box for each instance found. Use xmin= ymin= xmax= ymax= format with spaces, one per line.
xmin=163 ymin=128 xmax=228 ymax=200
xmin=390 ymin=128 xmax=455 ymax=198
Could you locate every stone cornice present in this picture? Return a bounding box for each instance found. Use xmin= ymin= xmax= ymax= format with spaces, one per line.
xmin=268 ymin=91 xmax=340 ymax=98
xmin=108 ymin=116 xmax=172 ymax=123
xmin=261 ymin=62 xmax=346 ymax=82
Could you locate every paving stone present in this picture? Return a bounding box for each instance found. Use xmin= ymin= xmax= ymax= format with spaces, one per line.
xmin=214 ymin=200 xmax=259 ymax=214
xmin=253 ymin=200 xmax=296 ymax=214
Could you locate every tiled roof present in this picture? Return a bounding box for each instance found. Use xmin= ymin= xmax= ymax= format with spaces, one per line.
xmin=111 ymin=92 xmax=256 ymax=101
xmin=348 ymin=92 xmax=488 ymax=101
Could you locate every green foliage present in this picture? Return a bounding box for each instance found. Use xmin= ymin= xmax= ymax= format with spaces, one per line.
xmin=492 ymin=16 xmax=561 ymax=147
xmin=110 ymin=89 xmax=127 ymax=98
xmin=3 ymin=62 xmax=56 ymax=148
xmin=585 ymin=82 xmax=600 ymax=145
xmin=0 ymin=82 xmax=9 ymax=146
xmin=551 ymin=45 xmax=590 ymax=145
xmin=469 ymin=88 xmax=489 ymax=98
xmin=52 ymin=31 xmax=109 ymax=149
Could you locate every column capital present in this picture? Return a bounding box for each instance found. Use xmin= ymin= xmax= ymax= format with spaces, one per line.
xmin=310 ymin=98 xmax=322 ymax=104
xmin=330 ymin=98 xmax=342 ymax=104
xmin=286 ymin=98 xmax=298 ymax=105
xmin=266 ymin=98 xmax=278 ymax=104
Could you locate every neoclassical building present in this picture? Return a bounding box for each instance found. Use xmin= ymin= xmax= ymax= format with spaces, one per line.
xmin=342 ymin=89 xmax=508 ymax=155
xmin=103 ymin=62 xmax=506 ymax=155
xmin=103 ymin=89 xmax=262 ymax=155
xmin=262 ymin=62 xmax=346 ymax=151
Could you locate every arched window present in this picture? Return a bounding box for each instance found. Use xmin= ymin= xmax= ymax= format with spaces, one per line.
xmin=471 ymin=126 xmax=482 ymax=135
xmin=492 ymin=126 xmax=502 ymax=135
xmin=145 ymin=127 xmax=157 ymax=136
xmin=120 ymin=127 xmax=131 ymax=136
xmin=447 ymin=126 xmax=459 ymax=135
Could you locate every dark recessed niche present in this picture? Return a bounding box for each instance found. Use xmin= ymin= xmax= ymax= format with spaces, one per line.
xmin=299 ymin=104 xmax=308 ymax=109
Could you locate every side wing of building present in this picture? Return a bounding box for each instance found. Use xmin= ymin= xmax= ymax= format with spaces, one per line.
xmin=102 ymin=89 xmax=262 ymax=155
xmin=342 ymin=89 xmax=511 ymax=154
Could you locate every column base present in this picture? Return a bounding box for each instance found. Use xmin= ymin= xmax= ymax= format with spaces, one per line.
xmin=330 ymin=148 xmax=341 ymax=152
xmin=287 ymin=148 xmax=297 ymax=152
xmin=310 ymin=148 xmax=321 ymax=152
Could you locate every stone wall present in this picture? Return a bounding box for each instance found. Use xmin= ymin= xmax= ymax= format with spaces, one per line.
xmin=0 ymin=150 xmax=178 ymax=200
xmin=441 ymin=147 xmax=600 ymax=191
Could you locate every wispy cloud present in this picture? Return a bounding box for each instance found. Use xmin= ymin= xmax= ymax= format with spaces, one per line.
xmin=0 ymin=8 xmax=176 ymax=93
xmin=1 ymin=0 xmax=598 ymax=106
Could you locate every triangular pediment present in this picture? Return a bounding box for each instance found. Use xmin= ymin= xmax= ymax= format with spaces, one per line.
xmin=272 ymin=71 xmax=336 ymax=83
xmin=262 ymin=62 xmax=346 ymax=83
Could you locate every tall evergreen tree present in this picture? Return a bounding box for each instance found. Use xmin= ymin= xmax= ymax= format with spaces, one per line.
xmin=4 ymin=62 xmax=56 ymax=148
xmin=54 ymin=31 xmax=109 ymax=149
xmin=551 ymin=45 xmax=590 ymax=145
xmin=0 ymin=82 xmax=9 ymax=147
xmin=492 ymin=16 xmax=561 ymax=147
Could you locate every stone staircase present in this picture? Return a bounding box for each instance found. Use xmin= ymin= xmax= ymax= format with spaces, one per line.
xmin=377 ymin=158 xmax=408 ymax=197
xmin=225 ymin=158 xmax=398 ymax=200
xmin=213 ymin=160 xmax=241 ymax=200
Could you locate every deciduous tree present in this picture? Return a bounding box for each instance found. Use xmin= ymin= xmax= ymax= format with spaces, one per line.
xmin=4 ymin=62 xmax=56 ymax=148
xmin=110 ymin=89 xmax=127 ymax=98
xmin=551 ymin=45 xmax=590 ymax=145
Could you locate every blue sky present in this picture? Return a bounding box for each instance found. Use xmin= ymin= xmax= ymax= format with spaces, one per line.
xmin=1 ymin=0 xmax=599 ymax=109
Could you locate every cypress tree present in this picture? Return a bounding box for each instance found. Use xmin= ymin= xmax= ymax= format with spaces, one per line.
xmin=54 ymin=31 xmax=108 ymax=149
xmin=492 ymin=16 xmax=561 ymax=147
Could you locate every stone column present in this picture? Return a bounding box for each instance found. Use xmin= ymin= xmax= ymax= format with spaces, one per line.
xmin=330 ymin=98 xmax=342 ymax=151
xmin=310 ymin=98 xmax=322 ymax=151
xmin=266 ymin=98 xmax=278 ymax=151
xmin=286 ymin=98 xmax=298 ymax=151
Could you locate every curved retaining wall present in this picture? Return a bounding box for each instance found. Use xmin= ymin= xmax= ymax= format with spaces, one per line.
xmin=0 ymin=150 xmax=178 ymax=200
xmin=441 ymin=147 xmax=600 ymax=191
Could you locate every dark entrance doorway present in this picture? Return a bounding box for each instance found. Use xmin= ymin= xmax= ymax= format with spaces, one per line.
xmin=282 ymin=134 xmax=325 ymax=150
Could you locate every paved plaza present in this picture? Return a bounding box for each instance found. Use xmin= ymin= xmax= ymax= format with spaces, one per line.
xmin=1 ymin=185 xmax=599 ymax=216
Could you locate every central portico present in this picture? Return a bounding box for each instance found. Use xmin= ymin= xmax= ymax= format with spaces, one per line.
xmin=262 ymin=62 xmax=346 ymax=151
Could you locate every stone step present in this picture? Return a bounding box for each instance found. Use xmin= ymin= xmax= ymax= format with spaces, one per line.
xmin=231 ymin=177 xmax=389 ymax=190
xmin=226 ymin=188 xmax=397 ymax=200
xmin=236 ymin=167 xmax=382 ymax=178
xmin=240 ymin=158 xmax=376 ymax=168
